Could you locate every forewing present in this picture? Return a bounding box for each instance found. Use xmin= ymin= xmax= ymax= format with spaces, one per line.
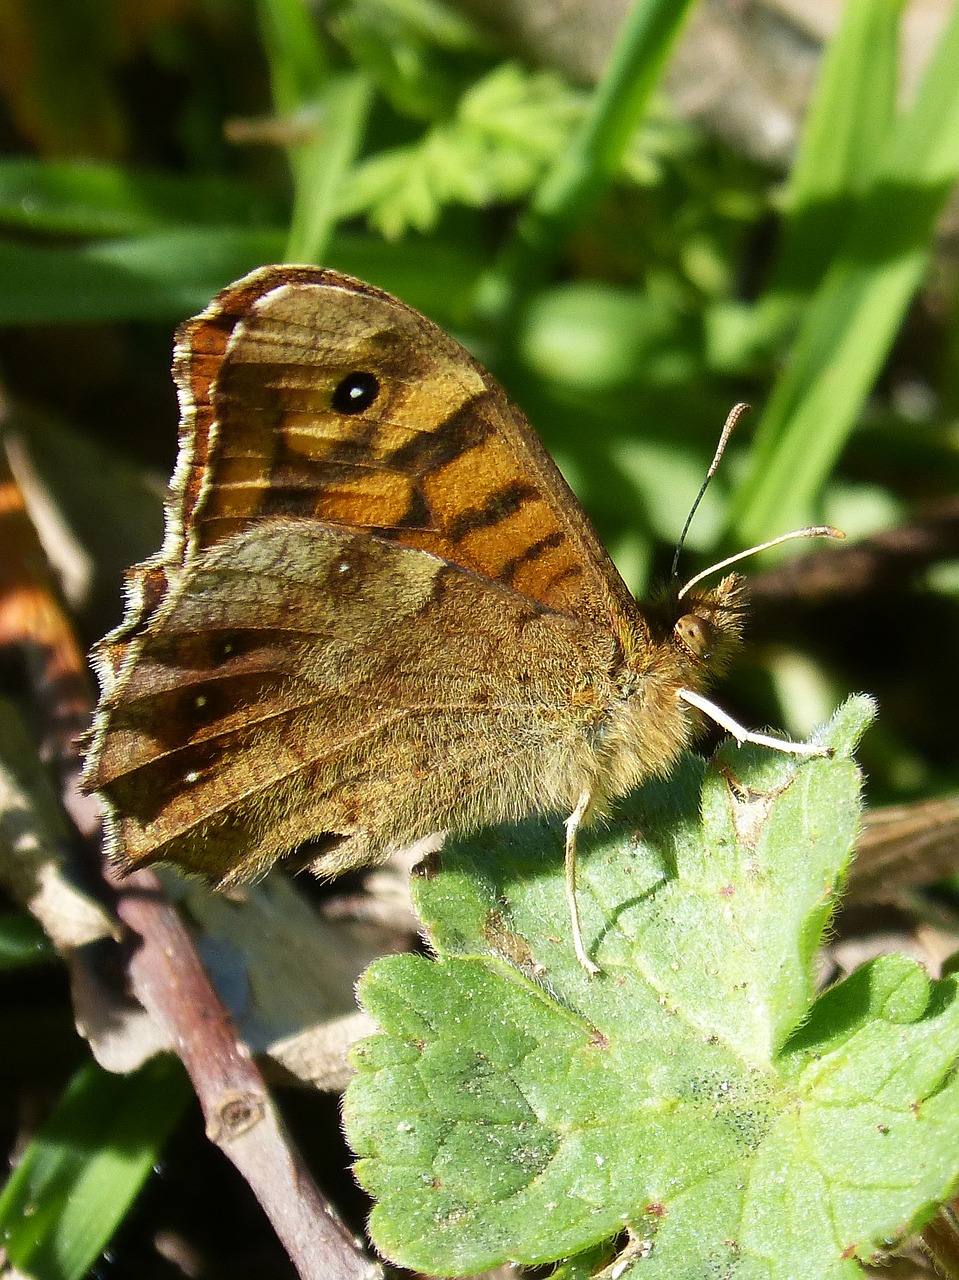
xmin=115 ymin=266 xmax=636 ymax=647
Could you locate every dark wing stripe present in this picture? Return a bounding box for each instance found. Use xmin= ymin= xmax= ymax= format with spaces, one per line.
xmin=384 ymin=395 xmax=491 ymax=472
xmin=544 ymin=563 xmax=584 ymax=593
xmin=498 ymin=530 xmax=565 ymax=585
xmin=447 ymin=481 xmax=539 ymax=542
xmin=384 ymin=487 xmax=434 ymax=530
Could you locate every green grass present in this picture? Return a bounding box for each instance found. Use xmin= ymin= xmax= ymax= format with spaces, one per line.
xmin=728 ymin=0 xmax=959 ymax=542
xmin=0 ymin=1059 xmax=192 ymax=1280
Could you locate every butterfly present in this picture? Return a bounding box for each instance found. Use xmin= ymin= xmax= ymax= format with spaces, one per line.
xmin=82 ymin=265 xmax=834 ymax=973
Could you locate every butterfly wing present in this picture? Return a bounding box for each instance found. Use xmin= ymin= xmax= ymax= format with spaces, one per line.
xmin=85 ymin=266 xmax=650 ymax=878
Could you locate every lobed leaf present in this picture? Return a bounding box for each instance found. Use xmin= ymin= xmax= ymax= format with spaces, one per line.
xmin=345 ymin=698 xmax=959 ymax=1276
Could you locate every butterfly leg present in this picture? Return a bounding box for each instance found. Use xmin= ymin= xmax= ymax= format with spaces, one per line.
xmin=565 ymin=789 xmax=601 ymax=976
xmin=678 ymin=689 xmax=832 ymax=756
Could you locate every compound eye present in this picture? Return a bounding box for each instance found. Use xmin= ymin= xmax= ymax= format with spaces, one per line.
xmin=674 ymin=613 xmax=715 ymax=660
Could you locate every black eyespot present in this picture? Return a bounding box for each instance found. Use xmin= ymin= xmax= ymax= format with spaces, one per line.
xmin=331 ymin=371 xmax=380 ymax=414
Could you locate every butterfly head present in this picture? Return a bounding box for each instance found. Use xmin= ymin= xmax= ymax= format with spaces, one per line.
xmin=641 ymin=571 xmax=747 ymax=687
xmin=656 ymin=523 xmax=841 ymax=686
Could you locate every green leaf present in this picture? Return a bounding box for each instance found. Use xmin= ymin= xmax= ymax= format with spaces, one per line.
xmin=345 ymin=698 xmax=959 ymax=1276
xmin=0 ymin=912 xmax=57 ymax=969
xmin=342 ymin=63 xmax=583 ymax=239
xmin=339 ymin=0 xmax=484 ymax=55
xmin=333 ymin=0 xmax=489 ymax=122
xmin=519 ymin=283 xmax=699 ymax=392
xmin=0 ymin=1057 xmax=192 ymax=1280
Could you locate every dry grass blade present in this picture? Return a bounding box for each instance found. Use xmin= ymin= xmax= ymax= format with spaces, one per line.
xmin=847 ymin=797 xmax=959 ymax=905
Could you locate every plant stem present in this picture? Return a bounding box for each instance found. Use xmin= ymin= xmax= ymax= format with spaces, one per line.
xmin=474 ymin=0 xmax=697 ymax=337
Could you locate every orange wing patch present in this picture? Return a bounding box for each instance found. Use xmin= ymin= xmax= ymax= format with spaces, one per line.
xmin=167 ymin=267 xmax=637 ymax=631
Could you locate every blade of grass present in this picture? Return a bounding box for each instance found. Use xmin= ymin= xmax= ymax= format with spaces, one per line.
xmin=0 ymin=158 xmax=283 ymax=237
xmin=286 ymin=70 xmax=374 ymax=263
xmin=729 ymin=2 xmax=959 ymax=545
xmin=475 ymin=0 xmax=698 ymax=332
xmin=0 ymin=229 xmax=287 ymax=322
xmin=748 ymin=0 xmax=905 ymax=350
xmin=787 ymin=0 xmax=903 ymax=200
xmin=257 ymin=0 xmax=330 ymax=107
xmin=255 ymin=0 xmax=373 ymax=263
xmin=0 ymin=230 xmax=481 ymax=323
xmin=0 ymin=1056 xmax=192 ymax=1280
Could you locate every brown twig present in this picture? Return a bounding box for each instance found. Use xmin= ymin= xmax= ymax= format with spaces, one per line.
xmin=0 ymin=438 xmax=381 ymax=1280
xmin=846 ymin=796 xmax=959 ymax=904
xmin=108 ymin=864 xmax=379 ymax=1280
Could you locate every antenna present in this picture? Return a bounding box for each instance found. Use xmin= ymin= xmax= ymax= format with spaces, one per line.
xmin=670 ymin=402 xmax=750 ymax=581
xmin=677 ymin=526 xmax=844 ymax=599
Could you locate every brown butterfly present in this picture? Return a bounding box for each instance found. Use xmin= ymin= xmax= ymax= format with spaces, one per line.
xmin=82 ymin=265 xmax=835 ymax=974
